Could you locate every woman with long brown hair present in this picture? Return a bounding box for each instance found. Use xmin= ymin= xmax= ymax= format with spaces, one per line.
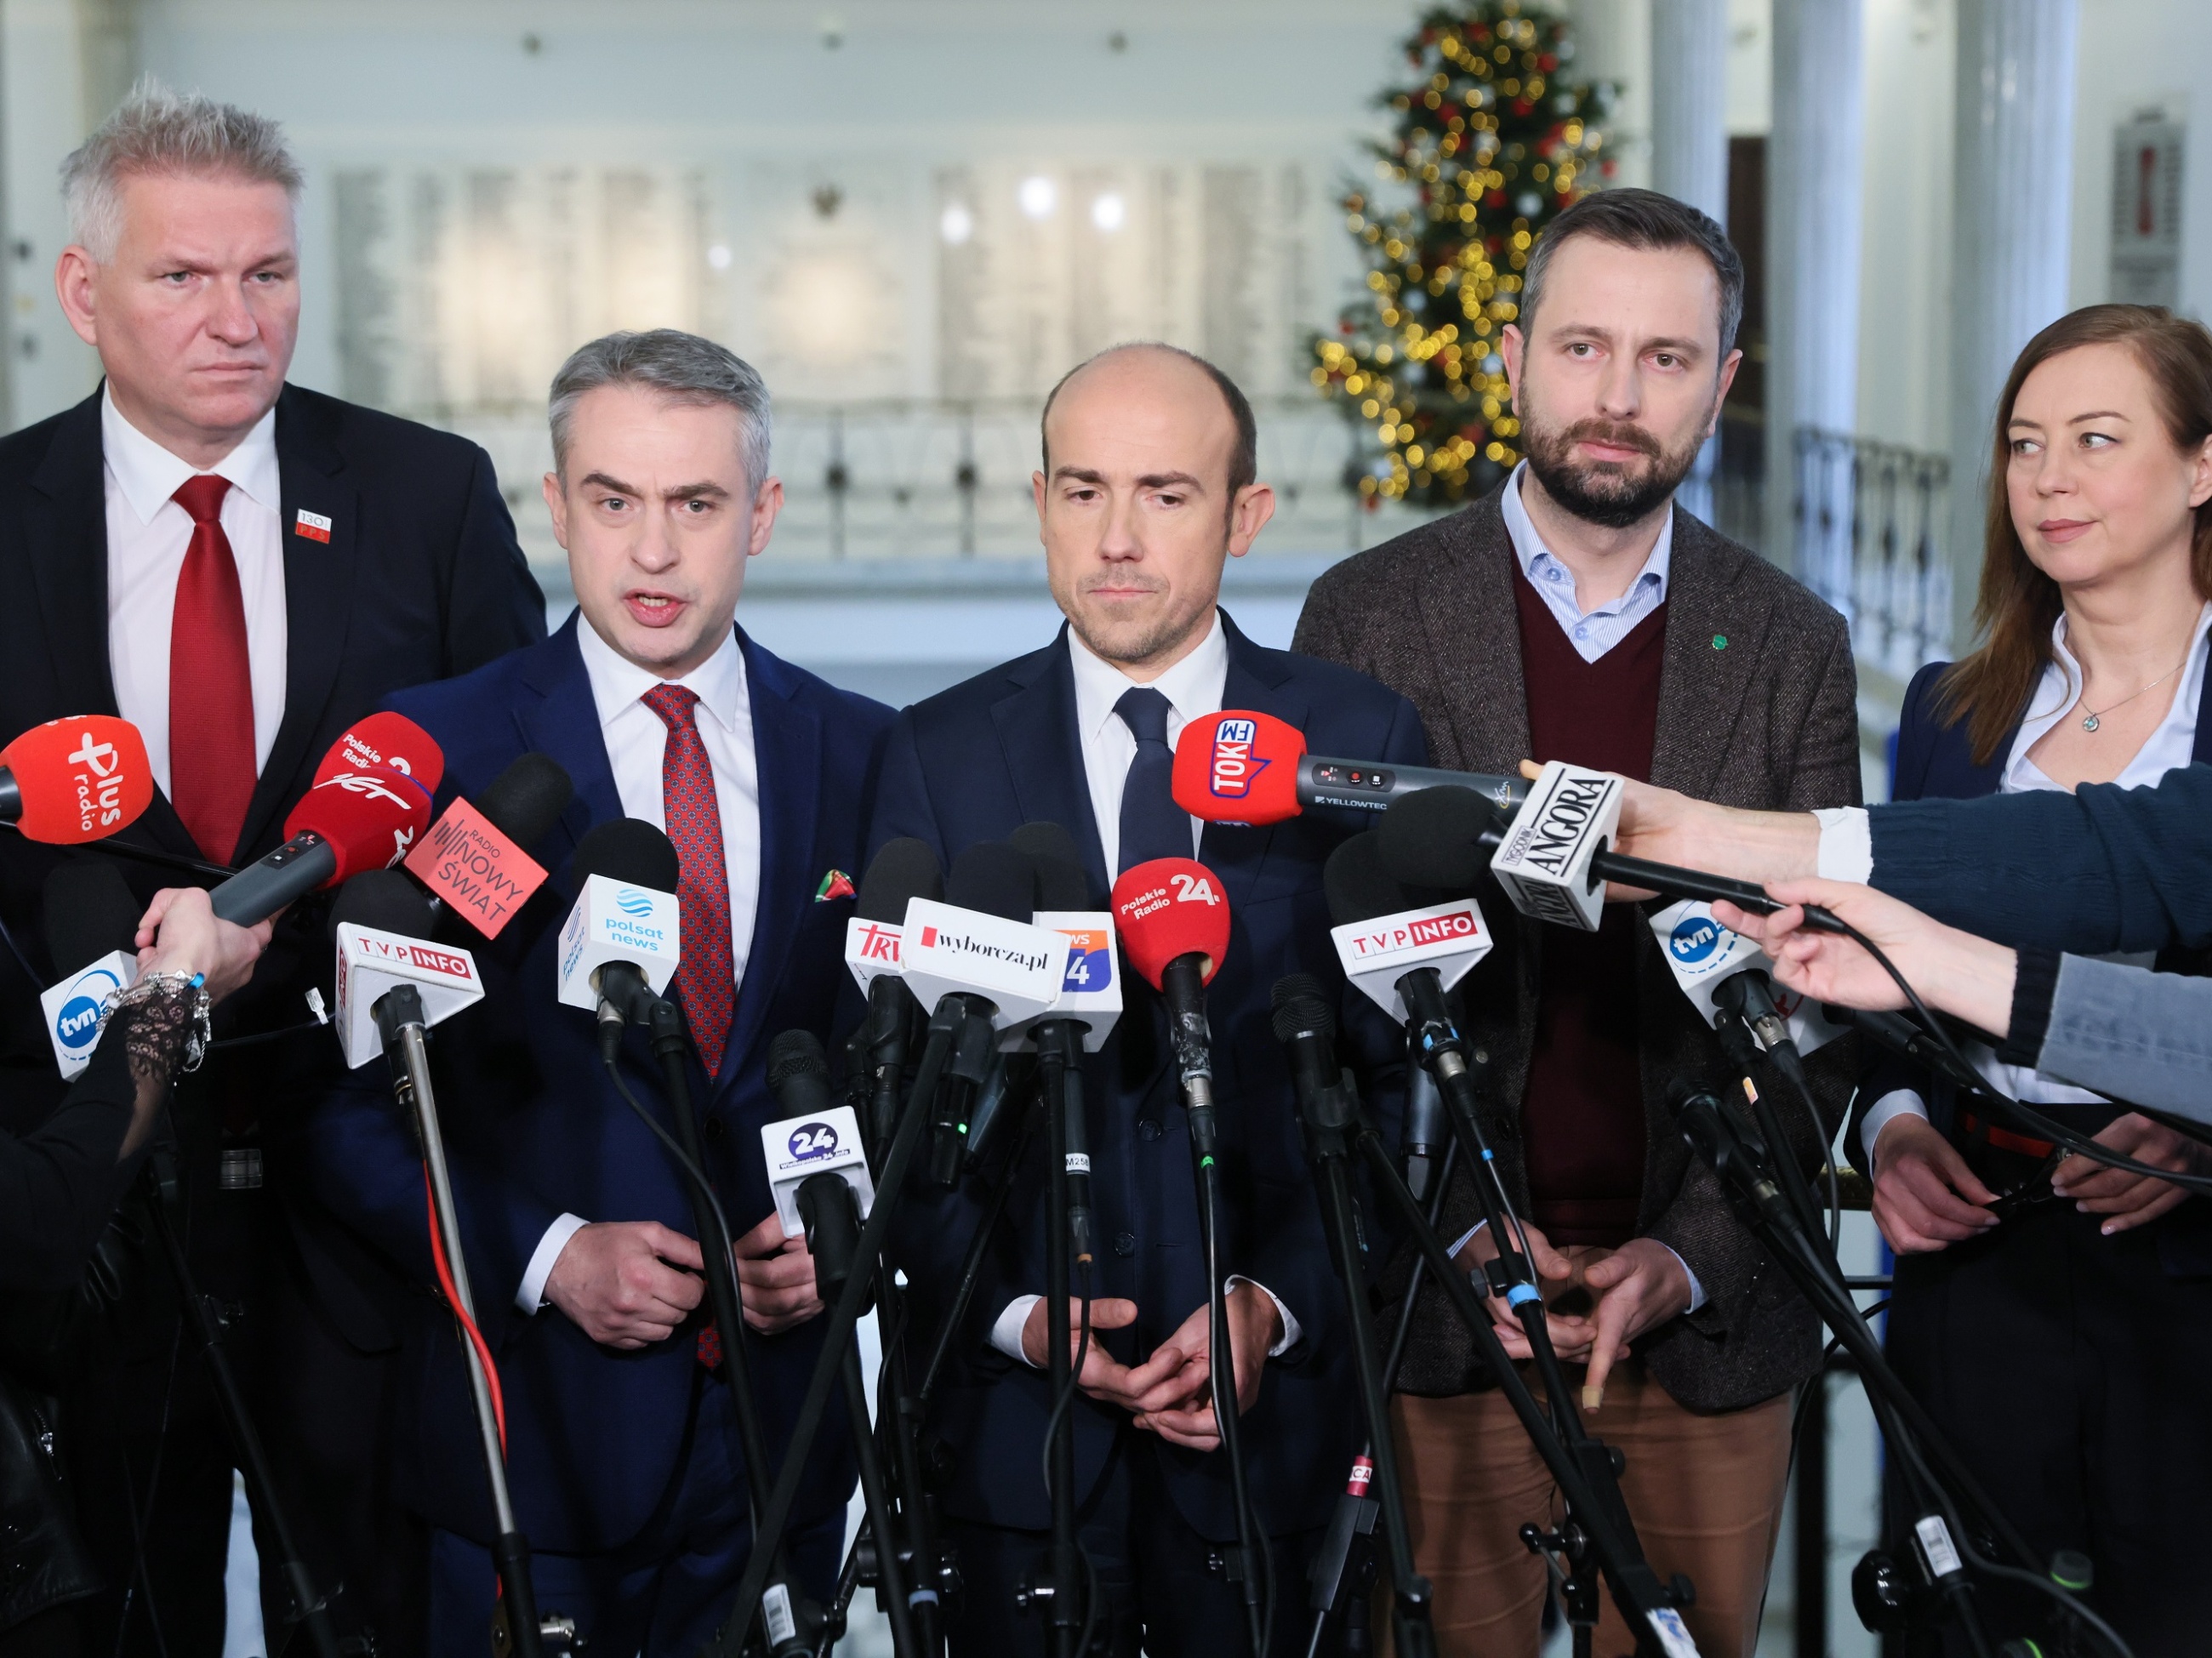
xmin=1860 ymin=303 xmax=2212 ymax=1655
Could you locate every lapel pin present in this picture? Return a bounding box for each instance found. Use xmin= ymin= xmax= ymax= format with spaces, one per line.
xmin=294 ymin=508 xmax=334 ymax=544
xmin=1711 ymin=634 xmax=1728 ymax=651
xmin=814 ymin=869 xmax=855 ymax=903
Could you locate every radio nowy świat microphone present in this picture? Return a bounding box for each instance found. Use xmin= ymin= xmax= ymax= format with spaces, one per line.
xmin=1170 ymin=708 xmax=1528 ymax=828
xmin=330 ymin=871 xmax=487 ymax=1068
xmin=556 ymin=819 xmax=682 ymax=1050
xmin=404 ymin=753 xmax=574 ymax=939
xmin=761 ymin=1030 xmax=875 ymax=1239
xmin=39 ymin=861 xmax=144 ymax=1078
xmin=0 ymin=715 xmax=154 ymax=845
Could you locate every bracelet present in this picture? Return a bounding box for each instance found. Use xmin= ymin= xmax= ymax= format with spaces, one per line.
xmin=104 ymin=970 xmax=214 ymax=1075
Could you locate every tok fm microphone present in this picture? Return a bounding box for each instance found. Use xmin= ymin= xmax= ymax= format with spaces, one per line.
xmin=761 ymin=1030 xmax=875 ymax=1250
xmin=39 ymin=861 xmax=145 ymax=1079
xmin=404 ymin=753 xmax=575 ymax=939
xmin=329 ymin=871 xmax=487 ymax=1068
xmin=1110 ymin=856 xmax=1232 ymax=1116
xmin=556 ymin=818 xmax=682 ymax=1052
xmin=0 ymin=715 xmax=154 ymax=845
xmin=1169 ymin=707 xmax=1528 ymax=828
xmin=210 ymin=719 xmax=442 ymax=926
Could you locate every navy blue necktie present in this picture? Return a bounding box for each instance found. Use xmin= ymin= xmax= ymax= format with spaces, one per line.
xmin=1115 ymin=687 xmax=1189 ymax=875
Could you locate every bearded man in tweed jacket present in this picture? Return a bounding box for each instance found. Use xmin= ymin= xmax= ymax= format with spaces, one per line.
xmin=1293 ymin=190 xmax=1861 ymax=1658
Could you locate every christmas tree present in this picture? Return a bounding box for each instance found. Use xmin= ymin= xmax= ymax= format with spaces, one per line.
xmin=1314 ymin=1 xmax=1613 ymax=508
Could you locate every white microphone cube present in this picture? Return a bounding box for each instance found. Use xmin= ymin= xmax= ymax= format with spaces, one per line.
xmin=1331 ymin=899 xmax=1494 ymax=1023
xmin=334 ymin=924 xmax=487 ymax=1068
xmin=557 ymin=875 xmax=681 ymax=1013
xmin=898 ymin=897 xmax=1063 ymax=1029
xmin=41 ymin=950 xmax=139 ymax=1080
xmin=1650 ymin=900 xmax=1843 ymax=1053
xmin=761 ymin=1105 xmax=876 ymax=1239
xmin=843 ymin=915 xmax=904 ymax=994
xmin=1000 ymin=910 xmax=1122 ymax=1053
xmin=1489 ymin=761 xmax=1622 ymax=932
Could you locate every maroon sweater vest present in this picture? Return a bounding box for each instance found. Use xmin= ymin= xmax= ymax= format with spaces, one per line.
xmin=1511 ymin=562 xmax=1668 ymax=1247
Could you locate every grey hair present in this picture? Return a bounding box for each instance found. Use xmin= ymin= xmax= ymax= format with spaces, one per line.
xmin=1521 ymin=187 xmax=1745 ymax=358
xmin=63 ymin=80 xmax=302 ymax=262
xmin=549 ymin=329 xmax=772 ymax=490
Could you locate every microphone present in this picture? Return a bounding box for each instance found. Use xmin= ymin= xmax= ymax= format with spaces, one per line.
xmin=312 ymin=709 xmax=446 ymax=792
xmin=404 ymin=754 xmax=575 ymax=938
xmin=1109 ymin=856 xmax=1232 ymax=1114
xmin=1270 ymin=972 xmax=1344 ymax=1119
xmin=1818 ymin=1003 xmax=1987 ymax=1095
xmin=1650 ymin=900 xmax=1842 ymax=1055
xmin=1001 ymin=819 xmax=1121 ymax=1055
xmin=1324 ymin=829 xmax=1494 ymax=1024
xmin=1170 ymin=708 xmax=1529 ymax=828
xmin=329 ymin=871 xmax=487 ymax=1068
xmin=847 ymin=839 xmax=942 ymax=1155
xmin=761 ymin=1031 xmax=875 ymax=1239
xmin=38 ymin=861 xmax=144 ymax=1078
xmin=554 ymin=819 xmax=681 ymax=1051
xmin=209 ymin=715 xmax=445 ymax=925
xmin=0 ymin=715 xmax=154 ymax=845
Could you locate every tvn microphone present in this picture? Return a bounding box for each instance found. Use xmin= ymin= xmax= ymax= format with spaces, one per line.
xmin=0 ymin=715 xmax=154 ymax=845
xmin=1170 ymin=707 xmax=1529 ymax=828
xmin=555 ymin=819 xmax=682 ymax=1052
xmin=210 ymin=715 xmax=445 ymax=925
xmin=761 ymin=1031 xmax=875 ymax=1241
xmin=1650 ymin=901 xmax=1842 ymax=1057
xmin=406 ymin=753 xmax=574 ymax=939
xmin=39 ymin=862 xmax=145 ymax=1078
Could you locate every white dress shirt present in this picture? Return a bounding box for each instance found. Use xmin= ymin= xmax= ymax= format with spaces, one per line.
xmin=1856 ymin=603 xmax=2212 ymax=1161
xmin=517 ymin=617 xmax=764 ymax=1313
xmin=1500 ymin=461 xmax=1673 ymax=663
xmin=987 ymin=612 xmax=1301 ymax=1365
xmin=102 ymin=387 xmax=288 ymax=798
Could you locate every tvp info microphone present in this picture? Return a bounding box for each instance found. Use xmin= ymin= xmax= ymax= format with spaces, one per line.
xmin=329 ymin=872 xmax=487 ymax=1069
xmin=1170 ymin=708 xmax=1528 ymax=827
xmin=0 ymin=715 xmax=154 ymax=845
xmin=404 ymin=753 xmax=574 ymax=938
xmin=1324 ymin=830 xmax=1493 ymax=1023
xmin=556 ymin=819 xmax=682 ymax=1045
xmin=39 ymin=861 xmax=144 ymax=1078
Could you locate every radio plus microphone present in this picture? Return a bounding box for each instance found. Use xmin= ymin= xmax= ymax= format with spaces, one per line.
xmin=555 ymin=819 xmax=681 ymax=1051
xmin=329 ymin=872 xmax=487 ymax=1068
xmin=0 ymin=715 xmax=154 ymax=845
xmin=209 ymin=715 xmax=445 ymax=926
xmin=1170 ymin=708 xmax=1528 ymax=828
xmin=1110 ymin=856 xmax=1232 ymax=1116
xmin=39 ymin=862 xmax=144 ymax=1078
xmin=761 ymin=1031 xmax=875 ymax=1239
xmin=1650 ymin=901 xmax=1841 ymax=1056
xmin=1001 ymin=819 xmax=1120 ymax=1055
xmin=404 ymin=754 xmax=574 ymax=938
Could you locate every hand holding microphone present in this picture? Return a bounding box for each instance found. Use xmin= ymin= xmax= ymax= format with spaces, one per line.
xmin=134 ymin=886 xmax=271 ymax=1003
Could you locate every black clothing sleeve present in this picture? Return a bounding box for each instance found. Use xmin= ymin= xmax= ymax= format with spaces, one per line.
xmin=0 ymin=1035 xmax=140 ymax=1293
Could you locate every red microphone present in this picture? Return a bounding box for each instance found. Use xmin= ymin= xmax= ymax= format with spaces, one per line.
xmin=0 ymin=715 xmax=155 ymax=845
xmin=1171 ymin=709 xmax=1527 ymax=828
xmin=1111 ymin=856 xmax=1232 ymax=1111
xmin=312 ymin=709 xmax=446 ymax=793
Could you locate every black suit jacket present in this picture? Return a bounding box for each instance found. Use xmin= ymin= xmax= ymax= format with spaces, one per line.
xmin=0 ymin=383 xmax=544 ymax=1351
xmin=1295 ymin=487 xmax=1862 ymax=1412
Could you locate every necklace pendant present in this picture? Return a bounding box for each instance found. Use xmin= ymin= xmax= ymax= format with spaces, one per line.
xmin=2083 ymin=713 xmax=2101 ymax=732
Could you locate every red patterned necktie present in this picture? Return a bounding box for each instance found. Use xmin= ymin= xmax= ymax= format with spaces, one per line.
xmin=641 ymin=684 xmax=736 ymax=1078
xmin=168 ymin=475 xmax=257 ymax=863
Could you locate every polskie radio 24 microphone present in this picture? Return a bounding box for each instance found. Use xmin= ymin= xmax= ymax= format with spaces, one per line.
xmin=211 ymin=715 xmax=444 ymax=926
xmin=1109 ymin=856 xmax=1231 ymax=1111
xmin=403 ymin=753 xmax=574 ymax=939
xmin=1649 ymin=900 xmax=1842 ymax=1056
xmin=0 ymin=715 xmax=154 ymax=845
xmin=1169 ymin=707 xmax=1528 ymax=828
xmin=761 ymin=1030 xmax=875 ymax=1240
xmin=39 ymin=861 xmax=145 ymax=1078
xmin=555 ymin=819 xmax=682 ymax=1050
xmin=330 ymin=870 xmax=487 ymax=1069
xmin=1002 ymin=818 xmax=1120 ymax=1054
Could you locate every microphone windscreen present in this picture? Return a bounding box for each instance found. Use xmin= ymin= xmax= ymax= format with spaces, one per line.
xmin=1171 ymin=709 xmax=1303 ymax=825
xmin=315 ymin=711 xmax=447 ymax=794
xmin=472 ymin=753 xmax=573 ymax=851
xmin=945 ymin=842 xmax=1036 ymax=922
xmin=284 ymin=767 xmax=435 ymax=885
xmin=857 ymin=838 xmax=943 ymax=924
xmin=572 ymin=818 xmax=680 ymax=893
xmin=767 ymin=1028 xmax=830 ymax=1090
xmin=43 ymin=861 xmax=142 ymax=977
xmin=1110 ymin=857 xmax=1232 ymax=989
xmin=1269 ymin=971 xmax=1337 ymax=1046
xmin=1324 ymin=831 xmax=1414 ymax=928
xmin=330 ymin=869 xmax=437 ymax=942
xmin=1011 ymin=821 xmax=1092 ymax=911
xmin=1 ymin=715 xmax=154 ymax=844
xmin=1377 ymin=785 xmax=1501 ymax=892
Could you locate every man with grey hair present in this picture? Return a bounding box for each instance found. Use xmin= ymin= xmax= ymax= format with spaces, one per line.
xmin=0 ymin=82 xmax=543 ymax=1658
xmin=311 ymin=328 xmax=889 ymax=1655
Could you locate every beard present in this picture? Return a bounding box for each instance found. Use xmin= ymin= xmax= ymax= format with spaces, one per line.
xmin=1521 ymin=407 xmax=1707 ymax=531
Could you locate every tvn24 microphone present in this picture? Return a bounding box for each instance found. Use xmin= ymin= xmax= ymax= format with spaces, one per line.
xmin=39 ymin=861 xmax=145 ymax=1078
xmin=0 ymin=715 xmax=154 ymax=845
xmin=556 ymin=818 xmax=682 ymax=1050
xmin=405 ymin=753 xmax=574 ymax=939
xmin=1170 ymin=707 xmax=1528 ymax=827
xmin=210 ymin=717 xmax=444 ymax=925
xmin=1002 ymin=819 xmax=1120 ymax=1054
xmin=761 ymin=1030 xmax=875 ymax=1241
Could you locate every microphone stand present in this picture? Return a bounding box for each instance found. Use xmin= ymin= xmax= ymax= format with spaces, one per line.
xmin=1030 ymin=1019 xmax=1092 ymax=1657
xmin=1161 ymin=954 xmax=1268 ymax=1657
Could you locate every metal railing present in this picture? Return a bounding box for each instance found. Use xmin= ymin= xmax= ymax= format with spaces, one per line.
xmin=1795 ymin=427 xmax=1953 ymax=680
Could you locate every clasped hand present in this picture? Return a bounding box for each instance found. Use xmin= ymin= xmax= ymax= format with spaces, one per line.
xmin=1458 ymin=1220 xmax=1691 ymax=1406
xmin=544 ymin=1211 xmax=828 ymax=1349
xmin=1019 ymin=1285 xmax=1281 ymax=1452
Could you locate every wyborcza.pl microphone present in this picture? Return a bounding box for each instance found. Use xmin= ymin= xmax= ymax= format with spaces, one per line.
xmin=1170 ymin=708 xmax=1528 ymax=825
xmin=0 ymin=714 xmax=154 ymax=845
xmin=39 ymin=861 xmax=146 ymax=1078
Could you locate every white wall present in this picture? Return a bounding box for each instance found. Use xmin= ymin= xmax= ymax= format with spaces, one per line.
xmin=2068 ymin=0 xmax=2209 ymax=318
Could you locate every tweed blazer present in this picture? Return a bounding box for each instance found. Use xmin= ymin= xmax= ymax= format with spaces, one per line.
xmin=1294 ymin=486 xmax=1863 ymax=1412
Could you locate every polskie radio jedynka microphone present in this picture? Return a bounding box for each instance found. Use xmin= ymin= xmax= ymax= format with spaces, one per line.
xmin=1170 ymin=706 xmax=1528 ymax=827
xmin=38 ymin=861 xmax=146 ymax=1079
xmin=0 ymin=714 xmax=154 ymax=845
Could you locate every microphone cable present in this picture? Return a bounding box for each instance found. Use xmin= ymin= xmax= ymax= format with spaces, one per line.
xmin=1034 ymin=1258 xmax=1104 ymax=1658
xmin=598 ymin=1054 xmax=737 ymax=1269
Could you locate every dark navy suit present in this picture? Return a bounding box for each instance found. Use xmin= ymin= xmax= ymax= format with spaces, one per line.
xmin=309 ymin=615 xmax=891 ymax=1650
xmin=869 ymin=614 xmax=1427 ymax=1651
xmin=1873 ymin=660 xmax=2212 ymax=1657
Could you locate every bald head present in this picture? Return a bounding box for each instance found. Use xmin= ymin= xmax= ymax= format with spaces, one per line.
xmin=1041 ymin=343 xmax=1257 ymax=508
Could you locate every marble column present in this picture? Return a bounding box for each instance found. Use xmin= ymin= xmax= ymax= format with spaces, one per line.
xmin=1765 ymin=0 xmax=1864 ymax=595
xmin=1650 ymin=0 xmax=1730 ymax=522
xmin=1947 ymin=0 xmax=2079 ymax=653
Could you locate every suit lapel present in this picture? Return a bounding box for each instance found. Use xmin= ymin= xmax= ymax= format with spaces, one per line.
xmin=511 ymin=616 xmax=622 ymax=870
xmin=1202 ymin=612 xmax=1294 ymax=915
xmin=237 ymin=386 xmax=363 ymax=858
xmin=1647 ymin=511 xmax=1770 ymax=798
xmin=1415 ymin=496 xmax=1533 ymax=774
xmin=989 ymin=630 xmax=1111 ymax=903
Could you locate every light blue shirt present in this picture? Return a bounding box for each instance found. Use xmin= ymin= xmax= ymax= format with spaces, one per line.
xmin=1501 ymin=462 xmax=1673 ymax=663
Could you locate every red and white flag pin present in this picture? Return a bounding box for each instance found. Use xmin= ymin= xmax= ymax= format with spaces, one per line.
xmin=294 ymin=509 xmax=333 ymax=544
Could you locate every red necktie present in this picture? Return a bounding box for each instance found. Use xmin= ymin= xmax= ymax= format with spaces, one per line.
xmin=642 ymin=684 xmax=736 ymax=1078
xmin=168 ymin=475 xmax=257 ymax=864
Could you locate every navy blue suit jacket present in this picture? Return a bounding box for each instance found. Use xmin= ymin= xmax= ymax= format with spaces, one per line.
xmin=309 ymin=615 xmax=893 ymax=1552
xmin=868 ymin=613 xmax=1428 ymax=1540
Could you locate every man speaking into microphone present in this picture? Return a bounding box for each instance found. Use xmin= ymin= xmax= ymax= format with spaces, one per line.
xmin=869 ymin=341 xmax=1427 ymax=1651
xmin=310 ymin=330 xmax=890 ymax=1655
xmin=1294 ymin=190 xmax=1861 ymax=1658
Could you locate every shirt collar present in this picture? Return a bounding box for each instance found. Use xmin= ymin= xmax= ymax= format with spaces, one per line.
xmin=2027 ymin=602 xmax=2212 ymax=730
xmin=101 ymin=383 xmax=281 ymax=527
xmin=1500 ymin=459 xmax=1672 ymax=612
xmin=576 ymin=611 xmax=750 ymax=738
xmin=1067 ymin=609 xmax=1230 ymax=743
